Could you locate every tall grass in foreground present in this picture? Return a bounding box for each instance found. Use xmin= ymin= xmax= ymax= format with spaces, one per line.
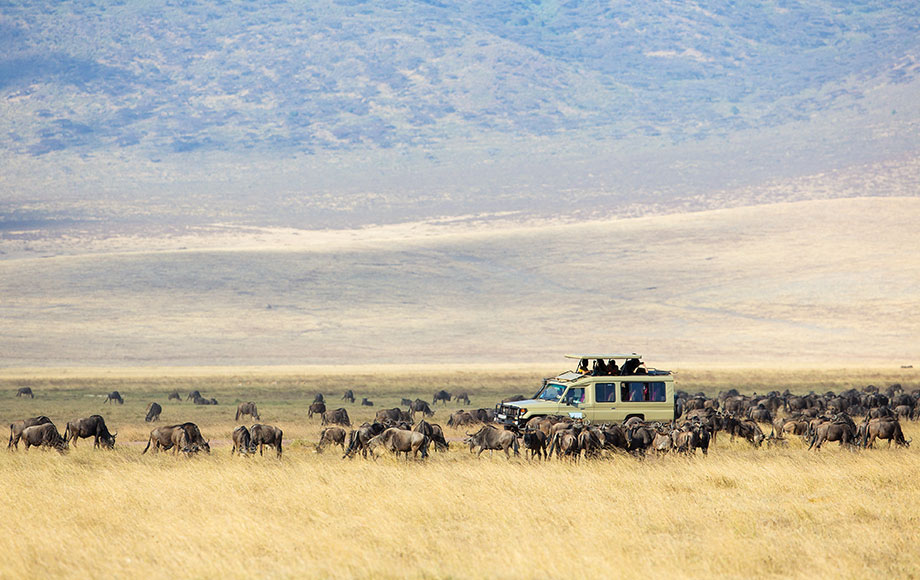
xmin=1 ymin=368 xmax=918 ymax=578
xmin=2 ymin=440 xmax=919 ymax=579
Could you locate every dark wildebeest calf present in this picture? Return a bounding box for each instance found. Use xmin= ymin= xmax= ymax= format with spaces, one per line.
xmin=316 ymin=426 xmax=347 ymax=453
xmin=16 ymin=387 xmax=34 ymax=398
xmin=9 ymin=416 xmax=53 ymax=449
xmin=231 ymin=426 xmax=257 ymax=456
xmin=145 ymin=402 xmax=162 ymax=423
xmin=64 ymin=415 xmax=116 ymax=449
xmin=21 ymin=423 xmax=69 ymax=453
xmin=361 ymin=398 xmax=374 ymax=406
xmin=250 ymin=424 xmax=283 ymax=458
xmin=104 ymin=391 xmax=124 ymax=404
xmin=236 ymin=402 xmax=260 ymax=421
xmin=308 ymin=401 xmax=326 ymax=419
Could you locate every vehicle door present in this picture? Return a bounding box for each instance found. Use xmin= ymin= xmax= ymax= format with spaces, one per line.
xmin=559 ymin=386 xmax=586 ymax=418
xmin=585 ymin=382 xmax=619 ymax=423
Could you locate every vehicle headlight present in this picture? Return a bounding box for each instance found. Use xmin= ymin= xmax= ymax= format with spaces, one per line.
xmin=519 ymin=408 xmax=527 ymax=416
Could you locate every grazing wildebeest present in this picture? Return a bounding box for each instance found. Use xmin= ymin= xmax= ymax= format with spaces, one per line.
xmin=376 ymin=407 xmax=411 ymax=425
xmin=367 ymin=428 xmax=430 ymax=460
xmin=9 ymin=416 xmax=53 ymax=449
xmin=342 ymin=390 xmax=355 ymax=403
xmin=316 ymin=426 xmax=347 ymax=453
xmin=167 ymin=390 xmax=181 ymax=402
xmin=465 ymin=425 xmax=519 ymax=459
xmin=231 ymin=426 xmax=257 ymax=456
xmin=414 ymin=420 xmax=449 ymax=452
xmin=652 ymin=428 xmax=673 ymax=454
xmin=308 ymin=401 xmax=326 ymax=419
xmin=547 ymin=428 xmax=580 ymax=460
xmin=522 ymin=428 xmax=548 ymax=460
xmin=625 ymin=424 xmax=656 ymax=454
xmin=409 ymin=399 xmax=434 ymax=419
xmin=21 ymin=423 xmax=69 ymax=453
xmin=809 ymin=417 xmax=858 ymax=450
xmin=400 ymin=398 xmax=413 ymax=407
xmin=322 ymin=408 xmax=351 ymax=427
xmin=16 ymin=387 xmax=34 ymax=398
xmin=446 ymin=410 xmax=478 ymax=428
xmin=343 ymin=422 xmax=387 ymax=459
xmin=861 ymin=418 xmax=911 ymax=448
xmin=235 ymin=402 xmax=260 ymax=421
xmin=143 ymin=423 xmax=210 ymax=455
xmin=250 ymin=424 xmax=283 ymax=458
xmin=455 ymin=392 xmax=471 ymax=406
xmin=433 ymin=390 xmax=452 ymax=405
xmin=186 ymin=390 xmax=201 ymax=401
xmin=104 ymin=391 xmax=124 ymax=404
xmin=64 ymin=415 xmax=116 ymax=449
xmin=361 ymin=398 xmax=374 ymax=406
xmin=145 ymin=402 xmax=162 ymax=423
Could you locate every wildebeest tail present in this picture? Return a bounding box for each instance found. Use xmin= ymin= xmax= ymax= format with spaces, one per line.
xmin=7 ymin=425 xmax=13 ymax=449
xmin=420 ymin=435 xmax=430 ymax=459
xmin=142 ymin=436 xmax=153 ymax=454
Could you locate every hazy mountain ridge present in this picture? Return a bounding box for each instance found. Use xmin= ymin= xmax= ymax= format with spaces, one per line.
xmin=2 ymin=0 xmax=918 ymax=158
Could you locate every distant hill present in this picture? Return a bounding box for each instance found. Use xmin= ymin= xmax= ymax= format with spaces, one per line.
xmin=1 ymin=0 xmax=919 ymax=228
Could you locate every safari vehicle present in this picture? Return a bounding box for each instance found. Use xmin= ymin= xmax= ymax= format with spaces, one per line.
xmin=495 ymin=354 xmax=676 ymax=426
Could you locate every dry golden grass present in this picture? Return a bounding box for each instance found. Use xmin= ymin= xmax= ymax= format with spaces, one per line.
xmin=2 ymin=368 xmax=919 ymax=579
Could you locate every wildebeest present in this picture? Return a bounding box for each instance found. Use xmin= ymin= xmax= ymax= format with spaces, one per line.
xmin=235 ymin=402 xmax=260 ymax=421
xmin=361 ymin=398 xmax=374 ymax=406
xmin=446 ymin=410 xmax=479 ymax=428
xmin=308 ymin=401 xmax=326 ymax=419
xmin=433 ymin=389 xmax=452 ymax=405
xmin=342 ymin=390 xmax=355 ymax=403
xmin=343 ymin=422 xmax=387 ymax=459
xmin=167 ymin=390 xmax=181 ymax=402
xmin=376 ymin=407 xmax=411 ymax=425
xmin=186 ymin=390 xmax=201 ymax=401
xmin=809 ymin=416 xmax=858 ymax=450
xmin=21 ymin=423 xmax=69 ymax=453
xmin=64 ymin=415 xmax=116 ymax=449
xmin=16 ymin=387 xmax=34 ymax=398
xmin=143 ymin=423 xmax=210 ymax=455
xmin=400 ymin=398 xmax=413 ymax=407
xmin=367 ymin=428 xmax=430 ymax=460
xmin=145 ymin=402 xmax=162 ymax=422
xmin=250 ymin=424 xmax=283 ymax=458
xmin=231 ymin=426 xmax=257 ymax=456
xmin=465 ymin=425 xmax=519 ymax=459
xmin=104 ymin=391 xmax=124 ymax=404
xmin=314 ymin=393 xmax=325 ymax=403
xmin=455 ymin=391 xmax=471 ymax=405
xmin=322 ymin=408 xmax=351 ymax=427
xmin=409 ymin=399 xmax=434 ymax=419
xmin=522 ymin=428 xmax=548 ymax=460
xmin=193 ymin=395 xmax=218 ymax=405
xmin=413 ymin=420 xmax=449 ymax=452
xmin=9 ymin=416 xmax=53 ymax=449
xmin=861 ymin=417 xmax=911 ymax=448
xmin=316 ymin=426 xmax=347 ymax=453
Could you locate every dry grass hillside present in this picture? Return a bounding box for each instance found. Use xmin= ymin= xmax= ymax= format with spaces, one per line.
xmin=1 ymin=196 xmax=918 ymax=367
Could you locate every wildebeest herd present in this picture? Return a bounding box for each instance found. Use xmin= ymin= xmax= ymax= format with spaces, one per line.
xmin=7 ymin=384 xmax=917 ymax=461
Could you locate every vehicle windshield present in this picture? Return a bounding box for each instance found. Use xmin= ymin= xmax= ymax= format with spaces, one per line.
xmin=535 ymin=382 xmax=565 ymax=401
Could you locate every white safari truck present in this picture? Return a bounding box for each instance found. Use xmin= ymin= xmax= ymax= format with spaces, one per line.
xmin=495 ymin=354 xmax=676 ymax=426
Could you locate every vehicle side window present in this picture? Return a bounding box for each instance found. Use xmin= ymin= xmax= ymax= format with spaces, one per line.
xmin=564 ymin=387 xmax=585 ymax=404
xmin=621 ymin=382 xmax=667 ymax=402
xmin=595 ymin=383 xmax=618 ymax=403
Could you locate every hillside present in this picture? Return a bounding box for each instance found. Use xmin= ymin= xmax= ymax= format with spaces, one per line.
xmin=1 ymin=0 xmax=919 ymax=228
xmin=1 ymin=195 xmax=917 ymax=367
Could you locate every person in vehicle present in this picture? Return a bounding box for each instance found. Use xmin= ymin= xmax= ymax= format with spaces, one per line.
xmin=621 ymin=358 xmax=641 ymax=375
xmin=592 ymin=359 xmax=609 ymax=376
xmin=577 ymin=358 xmax=591 ymax=374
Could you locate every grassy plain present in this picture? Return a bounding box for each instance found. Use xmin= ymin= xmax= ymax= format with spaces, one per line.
xmin=2 ymin=367 xmax=919 ymax=579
